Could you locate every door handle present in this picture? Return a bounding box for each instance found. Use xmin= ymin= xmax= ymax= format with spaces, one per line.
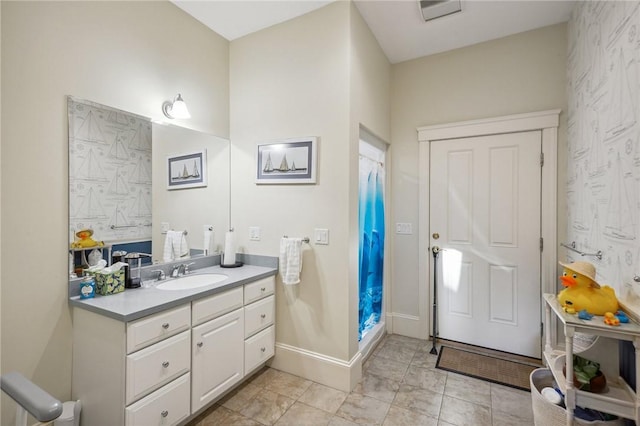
xmin=432 ymin=246 xmax=440 ymax=254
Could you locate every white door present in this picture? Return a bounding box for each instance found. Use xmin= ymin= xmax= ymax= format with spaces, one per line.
xmin=430 ymin=131 xmax=542 ymax=358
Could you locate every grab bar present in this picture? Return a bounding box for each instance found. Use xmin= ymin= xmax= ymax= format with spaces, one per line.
xmin=560 ymin=241 xmax=603 ymax=260
xmin=1 ymin=372 xmax=63 ymax=424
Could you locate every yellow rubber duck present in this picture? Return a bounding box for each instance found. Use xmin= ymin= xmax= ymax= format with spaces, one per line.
xmin=70 ymin=229 xmax=103 ymax=249
xmin=557 ymin=261 xmax=618 ymax=316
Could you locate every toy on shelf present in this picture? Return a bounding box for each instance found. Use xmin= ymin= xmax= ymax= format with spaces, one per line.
xmin=615 ymin=310 xmax=629 ymax=323
xmin=604 ymin=312 xmax=620 ymax=326
xmin=557 ymin=261 xmax=619 ymax=316
xmin=70 ymin=228 xmax=103 ymax=249
xmin=578 ymin=309 xmax=593 ymax=320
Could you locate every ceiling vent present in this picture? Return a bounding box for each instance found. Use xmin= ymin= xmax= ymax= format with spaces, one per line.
xmin=419 ymin=0 xmax=462 ymax=22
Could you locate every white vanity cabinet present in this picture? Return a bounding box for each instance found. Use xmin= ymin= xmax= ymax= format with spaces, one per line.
xmin=191 ymin=287 xmax=245 ymax=412
xmin=72 ymin=273 xmax=277 ymax=426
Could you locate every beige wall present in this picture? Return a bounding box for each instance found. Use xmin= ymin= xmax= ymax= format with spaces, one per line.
xmin=230 ymin=0 xmax=390 ymax=372
xmin=0 ymin=2 xmax=228 ymax=423
xmin=390 ymin=23 xmax=568 ymax=335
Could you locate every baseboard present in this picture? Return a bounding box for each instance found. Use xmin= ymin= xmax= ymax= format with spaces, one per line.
xmin=268 ymin=343 xmax=362 ymax=392
xmin=389 ymin=312 xmax=426 ymax=339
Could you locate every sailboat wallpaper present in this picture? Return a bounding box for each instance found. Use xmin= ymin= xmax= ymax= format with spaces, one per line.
xmin=256 ymin=137 xmax=317 ymax=184
xmin=68 ymin=97 xmax=152 ymax=243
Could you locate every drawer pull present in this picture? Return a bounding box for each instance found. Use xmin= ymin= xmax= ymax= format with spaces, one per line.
xmin=161 ymin=410 xmax=169 ymax=418
xmin=261 ymin=347 xmax=266 ymax=352
xmin=197 ymin=342 xmax=203 ymax=348
xmin=162 ymin=323 xmax=170 ymax=329
xmin=261 ymin=287 xmax=266 ymax=292
xmin=261 ymin=314 xmax=266 ymax=319
xmin=162 ymin=361 xmax=170 ymax=368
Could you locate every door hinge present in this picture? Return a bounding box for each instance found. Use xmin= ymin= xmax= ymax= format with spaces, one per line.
xmin=540 ymin=237 xmax=544 ymax=251
xmin=540 ymin=152 xmax=544 ymax=167
xmin=541 ymin=322 xmax=544 ymax=337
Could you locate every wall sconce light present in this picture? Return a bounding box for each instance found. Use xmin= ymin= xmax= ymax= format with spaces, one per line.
xmin=162 ymin=93 xmax=191 ymax=119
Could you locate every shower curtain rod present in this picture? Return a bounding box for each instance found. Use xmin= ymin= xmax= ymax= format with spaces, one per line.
xmin=359 ymin=153 xmax=385 ymax=166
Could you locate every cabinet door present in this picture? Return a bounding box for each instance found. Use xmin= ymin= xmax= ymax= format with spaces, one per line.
xmin=191 ymin=308 xmax=244 ymax=412
xmin=125 ymin=373 xmax=190 ymax=426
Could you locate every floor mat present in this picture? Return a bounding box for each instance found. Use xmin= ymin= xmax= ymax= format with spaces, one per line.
xmin=435 ymin=345 xmax=540 ymax=391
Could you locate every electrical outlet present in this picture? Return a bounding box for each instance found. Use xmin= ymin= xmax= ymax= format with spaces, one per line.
xmin=249 ymin=226 xmax=261 ymax=241
xmin=396 ymin=223 xmax=412 ymax=235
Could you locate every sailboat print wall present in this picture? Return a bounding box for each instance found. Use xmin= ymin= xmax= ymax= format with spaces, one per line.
xmin=256 ymin=137 xmax=317 ymax=184
xmin=68 ymin=96 xmax=152 ymax=243
xmin=167 ymin=150 xmax=207 ymax=190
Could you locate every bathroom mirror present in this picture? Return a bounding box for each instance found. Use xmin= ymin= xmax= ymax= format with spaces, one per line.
xmin=68 ymin=98 xmax=229 ymax=274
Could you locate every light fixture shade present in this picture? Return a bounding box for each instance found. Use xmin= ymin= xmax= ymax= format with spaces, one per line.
xmin=162 ymin=93 xmax=191 ymax=119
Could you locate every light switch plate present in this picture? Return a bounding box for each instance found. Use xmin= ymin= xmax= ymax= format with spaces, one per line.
xmin=396 ymin=223 xmax=412 ymax=235
xmin=249 ymin=226 xmax=261 ymax=241
xmin=161 ymin=222 xmax=171 ymax=234
xmin=315 ymin=228 xmax=329 ymax=245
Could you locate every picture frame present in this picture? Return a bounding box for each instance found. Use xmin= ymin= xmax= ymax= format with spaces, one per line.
xmin=167 ymin=150 xmax=207 ymax=190
xmin=256 ymin=137 xmax=317 ymax=184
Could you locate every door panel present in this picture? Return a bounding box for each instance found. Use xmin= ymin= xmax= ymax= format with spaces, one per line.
xmin=431 ymin=131 xmax=542 ymax=358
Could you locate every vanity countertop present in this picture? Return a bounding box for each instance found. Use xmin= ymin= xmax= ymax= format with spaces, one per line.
xmin=69 ymin=264 xmax=277 ymax=322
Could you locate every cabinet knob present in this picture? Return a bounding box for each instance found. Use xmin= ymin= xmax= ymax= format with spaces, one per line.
xmin=162 ymin=361 xmax=170 ymax=368
xmin=261 ymin=314 xmax=266 ymax=319
xmin=162 ymin=323 xmax=170 ymax=329
xmin=261 ymin=347 xmax=266 ymax=352
xmin=197 ymin=342 xmax=203 ymax=348
xmin=261 ymin=287 xmax=266 ymax=292
xmin=161 ymin=410 xmax=168 ymax=418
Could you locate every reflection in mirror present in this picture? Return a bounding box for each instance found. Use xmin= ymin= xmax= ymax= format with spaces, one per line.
xmin=151 ymin=122 xmax=229 ymax=264
xmin=68 ymin=98 xmax=230 ymax=277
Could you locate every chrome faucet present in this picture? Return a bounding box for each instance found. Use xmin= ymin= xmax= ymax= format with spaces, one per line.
xmin=150 ymin=269 xmax=166 ymax=281
xmin=171 ymin=262 xmax=195 ymax=278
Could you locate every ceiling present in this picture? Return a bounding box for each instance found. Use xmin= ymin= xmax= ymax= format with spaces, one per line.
xmin=172 ymin=0 xmax=576 ymax=64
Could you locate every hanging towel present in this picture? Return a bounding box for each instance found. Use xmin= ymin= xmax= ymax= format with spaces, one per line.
xmin=279 ymin=237 xmax=303 ymax=285
xmin=163 ymin=231 xmax=189 ymax=262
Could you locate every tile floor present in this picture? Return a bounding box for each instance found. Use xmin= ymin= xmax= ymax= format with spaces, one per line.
xmin=188 ymin=335 xmax=534 ymax=425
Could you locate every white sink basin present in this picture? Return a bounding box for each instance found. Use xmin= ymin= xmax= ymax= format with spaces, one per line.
xmin=156 ymin=273 xmax=228 ymax=291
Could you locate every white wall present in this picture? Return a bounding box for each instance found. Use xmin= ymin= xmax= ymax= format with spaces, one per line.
xmin=230 ymin=1 xmax=389 ymax=389
xmin=390 ymin=23 xmax=568 ymax=337
xmin=566 ymin=2 xmax=640 ymax=313
xmin=0 ymin=2 xmax=228 ymax=423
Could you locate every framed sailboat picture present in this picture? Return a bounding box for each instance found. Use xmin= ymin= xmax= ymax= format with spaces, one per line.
xmin=256 ymin=137 xmax=317 ymax=184
xmin=167 ymin=150 xmax=207 ymax=190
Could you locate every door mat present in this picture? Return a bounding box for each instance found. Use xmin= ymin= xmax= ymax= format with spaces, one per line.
xmin=435 ymin=346 xmax=541 ymax=391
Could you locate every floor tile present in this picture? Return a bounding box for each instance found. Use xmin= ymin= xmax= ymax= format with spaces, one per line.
xmin=392 ymin=383 xmax=443 ymax=418
xmin=328 ymin=416 xmax=360 ymax=426
xmin=365 ymin=355 xmax=409 ymax=382
xmin=382 ymin=405 xmax=438 ymax=426
xmin=353 ymin=371 xmax=400 ymax=403
xmin=298 ymin=382 xmax=349 ymax=414
xmin=438 ymin=395 xmax=492 ymax=426
xmin=402 ymin=365 xmax=447 ymax=393
xmin=491 ymin=410 xmax=535 ymax=426
xmin=375 ymin=341 xmax=416 ymax=364
xmin=274 ymin=401 xmax=333 ymax=425
xmin=239 ymin=389 xmax=295 ymax=425
xmin=335 ymin=393 xmax=391 ymax=425
xmin=263 ymin=369 xmax=313 ymax=399
xmin=195 ymin=405 xmax=260 ymax=426
xmin=490 ymin=384 xmax=533 ymax=421
xmin=444 ymin=373 xmax=492 ymax=407
xmin=383 ymin=335 xmax=423 ymax=351
xmin=410 ymin=349 xmax=438 ymax=369
xmin=220 ymin=382 xmax=262 ymax=411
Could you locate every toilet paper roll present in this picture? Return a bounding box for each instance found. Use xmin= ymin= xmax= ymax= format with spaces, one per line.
xmin=223 ymin=231 xmax=236 ymax=265
xmin=203 ymin=230 xmax=213 ymax=255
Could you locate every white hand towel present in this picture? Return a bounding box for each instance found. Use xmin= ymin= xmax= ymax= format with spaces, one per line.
xmin=279 ymin=237 xmax=303 ymax=285
xmin=163 ymin=231 xmax=189 ymax=262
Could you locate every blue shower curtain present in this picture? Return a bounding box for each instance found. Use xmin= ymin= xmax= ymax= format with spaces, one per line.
xmin=358 ymin=160 xmax=385 ymax=341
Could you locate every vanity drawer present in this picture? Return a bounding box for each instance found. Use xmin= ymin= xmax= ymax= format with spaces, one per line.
xmin=192 ymin=286 xmax=243 ymax=326
xmin=244 ymin=295 xmax=275 ymax=338
xmin=244 ymin=276 xmax=275 ymax=305
xmin=126 ymin=331 xmax=190 ymax=405
xmin=127 ymin=304 xmax=191 ymax=354
xmin=244 ymin=325 xmax=275 ymax=375
xmin=125 ymin=372 xmax=190 ymax=426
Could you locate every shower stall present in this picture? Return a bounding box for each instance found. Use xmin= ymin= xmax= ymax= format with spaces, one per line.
xmin=358 ymin=133 xmax=386 ymax=354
